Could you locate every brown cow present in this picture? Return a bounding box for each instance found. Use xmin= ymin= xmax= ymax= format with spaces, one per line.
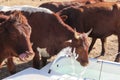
xmin=39 ymin=0 xmax=102 ymax=13
xmin=0 ymin=11 xmax=34 ymax=74
xmin=23 ymin=6 xmax=91 ymax=68
xmin=75 ymin=0 xmax=118 ymax=2
xmin=0 ymin=6 xmax=91 ymax=68
xmin=57 ymin=2 xmax=120 ymax=61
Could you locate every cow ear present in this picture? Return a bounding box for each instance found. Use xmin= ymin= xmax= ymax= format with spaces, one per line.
xmin=9 ymin=11 xmax=22 ymax=23
xmin=12 ymin=11 xmax=22 ymax=17
xmin=9 ymin=14 xmax=16 ymax=23
xmin=60 ymin=15 xmax=68 ymax=21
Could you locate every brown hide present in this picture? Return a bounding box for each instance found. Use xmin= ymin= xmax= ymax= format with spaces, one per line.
xmin=58 ymin=2 xmax=120 ymax=61
xmin=0 ymin=11 xmax=33 ymax=74
xmin=58 ymin=2 xmax=117 ymax=33
xmin=0 ymin=7 xmax=89 ymax=69
xmin=39 ymin=0 xmax=100 ymax=13
xmin=23 ymin=11 xmax=89 ymax=67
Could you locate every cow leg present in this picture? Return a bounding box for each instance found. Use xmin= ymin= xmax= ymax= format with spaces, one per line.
xmin=0 ymin=60 xmax=3 ymax=73
xmin=33 ymin=51 xmax=40 ymax=69
xmin=41 ymin=56 xmax=47 ymax=67
xmin=100 ymin=38 xmax=106 ymax=56
xmin=6 ymin=57 xmax=16 ymax=74
xmin=88 ymin=38 xmax=97 ymax=54
xmin=114 ymin=53 xmax=120 ymax=62
xmin=0 ymin=59 xmax=4 ymax=69
xmin=118 ymin=35 xmax=120 ymax=52
xmin=114 ymin=36 xmax=120 ymax=62
xmin=0 ymin=56 xmax=6 ymax=73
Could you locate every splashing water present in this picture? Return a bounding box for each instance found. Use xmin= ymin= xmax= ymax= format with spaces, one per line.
xmin=70 ymin=56 xmax=76 ymax=76
xmin=69 ymin=56 xmax=88 ymax=79
xmin=49 ymin=46 xmax=88 ymax=79
xmin=69 ymin=48 xmax=77 ymax=76
xmin=79 ymin=67 xmax=87 ymax=78
xmin=69 ymin=48 xmax=87 ymax=78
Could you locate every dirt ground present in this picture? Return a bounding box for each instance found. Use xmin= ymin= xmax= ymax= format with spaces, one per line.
xmin=0 ymin=0 xmax=119 ymax=79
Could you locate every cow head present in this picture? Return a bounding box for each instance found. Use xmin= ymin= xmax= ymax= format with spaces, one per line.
xmin=0 ymin=11 xmax=34 ymax=61
xmin=65 ymin=29 xmax=91 ymax=66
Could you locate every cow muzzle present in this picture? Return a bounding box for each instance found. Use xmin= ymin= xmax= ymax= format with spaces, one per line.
xmin=77 ymin=57 xmax=89 ymax=66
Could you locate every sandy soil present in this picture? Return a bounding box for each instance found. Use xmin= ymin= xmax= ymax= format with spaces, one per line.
xmin=0 ymin=0 xmax=119 ymax=79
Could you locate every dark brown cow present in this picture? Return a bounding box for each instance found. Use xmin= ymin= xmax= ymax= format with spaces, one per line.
xmin=57 ymin=2 xmax=120 ymax=61
xmin=39 ymin=0 xmax=102 ymax=13
xmin=23 ymin=7 xmax=90 ymax=68
xmin=75 ymin=0 xmax=118 ymax=2
xmin=0 ymin=6 xmax=90 ymax=68
xmin=0 ymin=11 xmax=34 ymax=74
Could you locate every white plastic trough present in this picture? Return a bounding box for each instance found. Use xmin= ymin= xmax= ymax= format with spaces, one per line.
xmin=3 ymin=47 xmax=120 ymax=80
xmin=3 ymin=58 xmax=120 ymax=80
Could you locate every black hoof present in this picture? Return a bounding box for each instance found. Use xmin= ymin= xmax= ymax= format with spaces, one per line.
xmin=100 ymin=53 xmax=105 ymax=56
xmin=114 ymin=54 xmax=120 ymax=62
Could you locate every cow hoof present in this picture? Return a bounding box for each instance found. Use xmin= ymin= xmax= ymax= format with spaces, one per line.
xmin=10 ymin=70 xmax=16 ymax=74
xmin=100 ymin=53 xmax=105 ymax=56
xmin=114 ymin=54 xmax=120 ymax=62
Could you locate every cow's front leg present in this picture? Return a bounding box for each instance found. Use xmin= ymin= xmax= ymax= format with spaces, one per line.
xmin=41 ymin=56 xmax=48 ymax=67
xmin=88 ymin=38 xmax=97 ymax=54
xmin=7 ymin=57 xmax=16 ymax=74
xmin=33 ymin=51 xmax=40 ymax=69
xmin=100 ymin=38 xmax=106 ymax=56
xmin=0 ymin=58 xmax=4 ymax=69
xmin=0 ymin=60 xmax=3 ymax=73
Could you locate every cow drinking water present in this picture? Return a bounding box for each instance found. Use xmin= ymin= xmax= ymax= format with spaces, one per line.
xmin=0 ymin=5 xmax=91 ymax=69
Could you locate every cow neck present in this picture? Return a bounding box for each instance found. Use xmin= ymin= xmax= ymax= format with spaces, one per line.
xmin=54 ymin=13 xmax=75 ymax=40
